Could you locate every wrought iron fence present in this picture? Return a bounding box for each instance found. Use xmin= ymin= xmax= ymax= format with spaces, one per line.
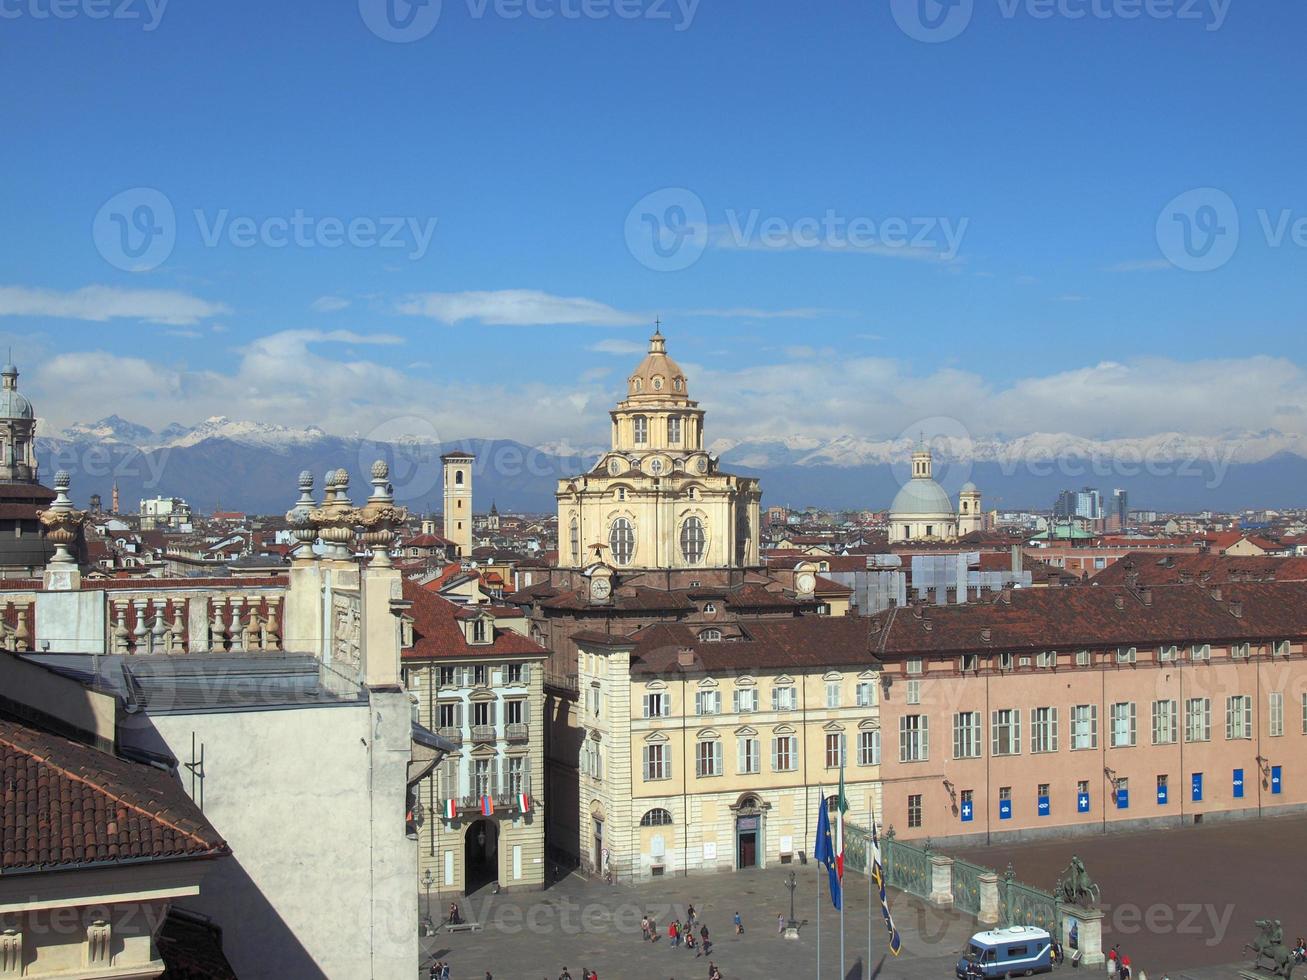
xmin=884 ymin=835 xmax=931 ymax=898
xmin=1000 ymin=865 xmax=1058 ymax=932
xmin=951 ymin=857 xmax=986 ymax=916
xmin=844 ymin=822 xmax=869 ymax=875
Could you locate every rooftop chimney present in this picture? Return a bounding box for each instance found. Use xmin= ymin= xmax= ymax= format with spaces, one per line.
xmin=677 ymin=647 xmax=697 ymax=669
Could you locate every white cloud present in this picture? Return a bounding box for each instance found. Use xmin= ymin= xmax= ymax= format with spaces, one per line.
xmin=396 ymin=289 xmax=646 ymax=327
xmin=310 ymin=296 xmax=351 ymax=313
xmin=588 ymin=339 xmax=645 ymax=355
xmin=0 ymin=285 xmax=229 ymax=326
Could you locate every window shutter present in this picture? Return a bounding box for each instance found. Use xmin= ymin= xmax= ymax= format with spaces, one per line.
xmin=642 ymin=694 xmax=651 ymax=718
xmin=1129 ymin=703 xmax=1137 ymax=745
xmin=991 ymin=711 xmax=999 ymax=756
xmin=921 ymin=718 xmax=929 ymax=760
xmin=1051 ymin=708 xmax=1059 ymax=752
xmin=1014 ymin=711 xmax=1021 ymax=754
xmin=771 ymin=739 xmax=779 ymax=771
xmin=663 ymin=696 xmax=671 ymax=717
xmin=733 ymin=689 xmax=741 ymax=712
xmin=455 ymin=702 xmax=464 ymax=728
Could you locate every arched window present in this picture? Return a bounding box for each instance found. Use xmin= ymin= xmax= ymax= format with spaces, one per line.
xmin=609 ymin=518 xmax=635 ymax=565
xmin=633 ymin=415 xmax=648 ymax=445
xmin=569 ymin=518 xmax=579 ymax=562
xmin=699 ymin=628 xmax=722 ymax=642
xmin=455 ymin=470 xmax=464 ymax=485
xmin=680 ymin=517 xmax=705 ymax=564
xmin=667 ymin=415 xmax=682 ymax=444
xmin=640 ymin=808 xmax=673 ymax=827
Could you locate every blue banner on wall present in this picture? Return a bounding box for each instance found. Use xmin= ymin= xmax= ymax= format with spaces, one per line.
xmin=1233 ymin=769 xmax=1245 ymax=799
xmin=1272 ymin=766 xmax=1282 ymax=795
xmin=999 ymin=799 xmax=1012 ymax=820
xmin=1077 ymin=791 xmax=1090 ymax=813
xmin=961 ymin=800 xmax=974 ymax=822
xmin=1037 ymin=795 xmax=1050 ymax=817
xmin=1157 ymin=782 xmax=1168 ymax=805
xmin=1116 ymin=788 xmax=1129 ymax=809
xmin=1192 ymin=772 xmax=1203 ymax=802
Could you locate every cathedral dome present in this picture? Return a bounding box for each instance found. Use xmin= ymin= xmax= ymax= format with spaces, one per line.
xmin=627 ymin=328 xmax=688 ymax=398
xmin=889 ymin=478 xmax=954 ymax=516
xmin=0 ymin=363 xmax=33 ymax=421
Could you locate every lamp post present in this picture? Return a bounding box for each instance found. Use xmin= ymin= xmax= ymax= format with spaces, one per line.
xmin=421 ymin=868 xmax=435 ymax=937
xmin=783 ymin=870 xmax=800 ymax=939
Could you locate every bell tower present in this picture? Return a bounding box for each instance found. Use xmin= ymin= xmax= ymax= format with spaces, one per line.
xmin=441 ymin=451 xmax=474 ymax=557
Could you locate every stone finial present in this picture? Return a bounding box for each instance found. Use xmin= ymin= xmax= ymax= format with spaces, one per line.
xmin=286 ymin=470 xmax=319 ymax=558
xmin=53 ymin=470 xmax=71 ymax=493
xmin=359 ymin=459 xmax=407 ymax=568
xmin=311 ymin=466 xmax=361 ymax=560
xmin=38 ymin=470 xmax=86 ymax=579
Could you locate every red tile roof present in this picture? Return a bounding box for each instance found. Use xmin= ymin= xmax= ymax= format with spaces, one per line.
xmin=0 ymin=718 xmax=227 ymax=872
xmin=401 ymin=582 xmax=548 ymax=661
xmin=1092 ymin=552 xmax=1307 ymax=587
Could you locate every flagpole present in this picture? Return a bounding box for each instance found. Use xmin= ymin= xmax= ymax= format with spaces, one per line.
xmin=839 ymin=737 xmax=846 ymax=980
xmin=816 ymin=784 xmax=822 ymax=980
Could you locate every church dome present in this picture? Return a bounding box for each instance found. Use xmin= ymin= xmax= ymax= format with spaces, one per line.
xmin=628 ymin=328 xmax=688 ymax=398
xmin=890 ymin=478 xmax=955 ymax=516
xmin=960 ymin=481 xmax=978 ymax=493
xmin=0 ymin=363 xmax=32 ymax=421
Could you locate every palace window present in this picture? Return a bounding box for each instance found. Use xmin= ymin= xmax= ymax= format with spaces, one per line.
xmin=1110 ymin=702 xmax=1137 ymax=747
xmin=680 ymin=517 xmax=706 ymax=564
xmin=641 ymin=808 xmax=674 ymax=827
xmin=609 ymin=518 xmax=635 ymax=565
xmin=507 ymin=756 xmax=527 ymax=796
xmin=1070 ymin=704 xmax=1098 ymax=750
xmin=858 ymin=729 xmax=881 ymax=766
xmin=738 ymin=736 xmax=761 ymax=774
xmin=438 ymin=702 xmax=459 ymax=729
xmin=696 ymin=739 xmax=723 ymax=777
xmin=1232 ymin=642 xmax=1250 ymax=659
xmin=1225 ymin=695 xmax=1252 ymax=740
xmin=1185 ymin=697 xmax=1211 ymax=743
xmin=699 ymin=628 xmax=722 ymax=642
xmin=633 ymin=415 xmax=648 ymax=445
xmin=824 ymin=733 xmax=843 ymax=769
xmin=696 ymin=690 xmax=722 ymax=715
xmin=733 ymin=688 xmax=758 ymax=713
xmin=1159 ymin=645 xmax=1177 ymax=662
xmin=826 ymin=680 xmax=841 ymax=708
xmin=1191 ymin=643 xmax=1211 ymax=662
xmin=952 ymin=712 xmax=981 ymax=759
xmin=505 ymin=699 xmax=525 ymax=725
xmin=771 ymin=735 xmax=797 ymax=772
xmin=667 ymin=416 xmax=682 ymax=443
xmin=1031 ymin=706 xmax=1058 ymax=753
xmin=642 ymin=691 xmax=670 ymax=718
xmin=1269 ymin=692 xmax=1284 ymax=737
xmin=771 ymin=685 xmax=797 ymax=711
xmin=907 ymin=794 xmax=922 ymax=829
xmin=906 ymin=680 xmax=921 ymax=705
xmin=569 ymin=519 xmax=579 ymax=562
xmin=643 ymin=743 xmax=670 ymax=780
xmin=992 ymin=708 xmax=1021 ymax=756
xmin=473 ymin=759 xmax=493 ymax=797
xmin=1152 ymin=699 xmax=1177 ymax=745
xmin=899 ymin=714 xmax=928 ymax=763
xmin=1116 ymin=646 xmax=1137 ymax=665
xmin=855 ymin=681 xmax=876 ymax=707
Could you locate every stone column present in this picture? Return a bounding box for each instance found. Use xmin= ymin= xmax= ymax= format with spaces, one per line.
xmin=1059 ymin=903 xmax=1105 ymax=968
xmin=977 ymin=871 xmax=1000 ymax=926
xmin=929 ymin=853 xmax=955 ymax=909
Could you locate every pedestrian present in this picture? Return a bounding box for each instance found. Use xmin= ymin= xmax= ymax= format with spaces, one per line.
xmin=709 ymin=963 xmax=723 ymax=980
xmin=558 ymin=969 xmax=573 ymax=980
xmin=700 ymin=924 xmax=711 ymax=955
xmin=669 ymin=919 xmax=679 ymax=947
xmin=442 ymin=965 xmax=450 ymax=980
xmin=1120 ymin=953 xmax=1132 ymax=980
xmin=1108 ymin=944 xmax=1120 ymax=978
xmin=485 ymin=973 xmax=493 ymax=980
xmin=777 ymin=913 xmax=785 ymax=934
xmin=687 ymin=904 xmax=697 ymax=926
xmin=641 ymin=915 xmax=650 ymax=941
xmin=733 ymin=911 xmax=742 ymax=935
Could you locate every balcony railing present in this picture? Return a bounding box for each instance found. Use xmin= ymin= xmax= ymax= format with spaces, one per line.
xmin=505 ymin=722 xmax=529 ymax=742
xmin=471 ymin=725 xmax=496 ymax=743
xmin=437 ymin=727 xmax=463 ymax=746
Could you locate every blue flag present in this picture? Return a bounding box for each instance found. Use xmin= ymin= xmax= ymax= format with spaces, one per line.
xmin=813 ymin=794 xmax=842 ymax=910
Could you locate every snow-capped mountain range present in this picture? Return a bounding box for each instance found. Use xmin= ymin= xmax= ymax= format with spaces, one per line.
xmin=33 ymin=415 xmax=1307 ymax=513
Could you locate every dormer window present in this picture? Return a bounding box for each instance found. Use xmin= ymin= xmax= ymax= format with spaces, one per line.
xmin=470 ymin=618 xmax=489 ymax=645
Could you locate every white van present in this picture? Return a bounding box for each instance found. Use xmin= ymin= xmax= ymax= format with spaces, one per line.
xmin=955 ymin=925 xmax=1054 ymax=978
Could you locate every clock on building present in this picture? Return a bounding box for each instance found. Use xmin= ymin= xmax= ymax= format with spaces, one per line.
xmin=590 ymin=566 xmax=614 ymax=603
xmin=795 ymin=572 xmax=816 ymax=595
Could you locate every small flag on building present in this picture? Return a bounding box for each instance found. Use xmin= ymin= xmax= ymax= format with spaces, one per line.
xmin=870 ymin=821 xmax=903 ymax=956
xmin=480 ymin=795 xmax=495 ymax=816
xmin=443 ymin=799 xmax=457 ymax=820
xmin=517 ymin=792 xmax=531 ymax=813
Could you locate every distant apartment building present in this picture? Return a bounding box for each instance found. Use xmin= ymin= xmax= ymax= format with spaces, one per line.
xmin=140 ymin=495 xmax=193 ymax=530
xmin=875 ymin=582 xmax=1307 ymax=844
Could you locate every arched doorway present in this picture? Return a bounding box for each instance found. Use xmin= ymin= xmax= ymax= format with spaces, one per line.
xmin=731 ymin=793 xmax=768 ymax=871
xmin=464 ymin=819 xmax=499 ymax=895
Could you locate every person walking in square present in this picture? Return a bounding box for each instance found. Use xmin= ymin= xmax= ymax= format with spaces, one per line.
xmin=669 ymin=919 xmax=679 ymax=947
xmin=777 ymin=913 xmax=784 ymax=934
xmin=733 ymin=911 xmax=742 ymax=935
xmin=700 ymin=924 xmax=711 ymax=955
xmin=641 ymin=915 xmax=650 ymax=941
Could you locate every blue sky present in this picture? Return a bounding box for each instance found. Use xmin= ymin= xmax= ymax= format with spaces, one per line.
xmin=2 ymin=0 xmax=1305 ymax=451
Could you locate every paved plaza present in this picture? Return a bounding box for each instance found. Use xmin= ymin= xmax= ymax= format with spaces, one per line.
xmin=419 ymin=815 xmax=1307 ymax=978
xmin=419 ymin=863 xmax=978 ymax=979
xmin=952 ymin=812 xmax=1307 ymax=975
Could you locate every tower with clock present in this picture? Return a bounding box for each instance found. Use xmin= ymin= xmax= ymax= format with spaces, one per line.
xmin=557 ymin=326 xmax=761 ymax=572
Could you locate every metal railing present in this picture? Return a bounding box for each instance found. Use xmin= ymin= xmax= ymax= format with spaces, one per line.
xmin=436 ymin=727 xmax=463 ymax=746
xmin=505 ymin=722 xmax=529 ymax=742
xmin=470 ymin=725 xmax=496 ymax=743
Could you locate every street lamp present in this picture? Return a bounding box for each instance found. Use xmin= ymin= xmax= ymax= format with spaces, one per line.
xmin=783 ymin=870 xmax=800 ymax=939
xmin=420 ymin=868 xmax=436 ymax=937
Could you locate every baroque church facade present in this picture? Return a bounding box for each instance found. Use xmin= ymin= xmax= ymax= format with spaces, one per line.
xmin=557 ymin=329 xmax=761 ymax=572
xmin=887 ymin=444 xmax=983 ymax=543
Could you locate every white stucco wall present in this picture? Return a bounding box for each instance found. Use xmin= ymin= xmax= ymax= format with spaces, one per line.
xmin=139 ymin=696 xmax=417 ymax=979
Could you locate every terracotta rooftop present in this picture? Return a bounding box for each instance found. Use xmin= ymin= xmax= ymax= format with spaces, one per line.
xmin=1091 ymin=552 xmax=1307 ymax=587
xmin=613 ymin=617 xmax=881 ymax=675
xmin=401 ymin=581 xmax=548 ymax=661
xmin=0 ymin=717 xmax=227 ymax=873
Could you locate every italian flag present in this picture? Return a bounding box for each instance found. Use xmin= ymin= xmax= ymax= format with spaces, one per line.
xmin=835 ymin=736 xmax=849 ymax=881
xmin=443 ymin=799 xmax=457 ymax=820
xmin=517 ymin=792 xmax=531 ymax=813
